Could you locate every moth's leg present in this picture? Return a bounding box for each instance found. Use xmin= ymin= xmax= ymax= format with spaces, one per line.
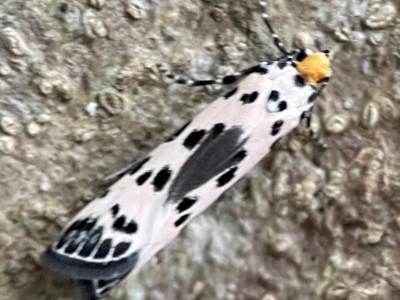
xmin=301 ymin=109 xmax=327 ymax=149
xmin=157 ymin=63 xmax=270 ymax=87
xmin=311 ymin=130 xmax=328 ymax=149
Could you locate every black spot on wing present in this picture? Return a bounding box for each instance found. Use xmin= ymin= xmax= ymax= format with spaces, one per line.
xmin=271 ymin=120 xmax=284 ymax=136
xmin=240 ymin=94 xmax=249 ymax=103
xmin=153 ymin=166 xmax=172 ymax=191
xmin=165 ymin=121 xmax=191 ymax=142
xmin=249 ymin=92 xmax=259 ymax=103
xmin=268 ymin=90 xmax=279 ymax=102
xmin=175 ymin=214 xmax=190 ymax=227
xmin=64 ymin=238 xmax=81 ymax=254
xmin=210 ymin=123 xmax=225 ymax=138
xmin=113 ymin=216 xmax=126 ymax=231
xmin=113 ymin=242 xmax=131 ymax=258
xmin=55 ymin=234 xmax=70 ymax=250
xmin=94 ymin=238 xmax=112 ymax=259
xmin=77 ymin=218 xmax=95 ymax=231
xmin=80 ymin=218 xmax=97 ymax=232
xmin=308 ymin=92 xmax=319 ymax=103
xmin=56 ymin=218 xmax=97 ymax=250
xmin=77 ymin=227 xmax=103 ymax=258
xmin=183 ymin=130 xmax=206 ymax=150
xmin=110 ymin=204 xmax=119 ymax=218
xmin=294 ymin=75 xmax=305 ymax=87
xmin=232 ymin=150 xmax=247 ymax=164
xmin=56 ymin=219 xmax=81 ymax=249
xmin=216 ymin=166 xmax=237 ymax=187
xmin=125 ymin=220 xmax=138 ymax=234
xmin=177 ymin=196 xmax=197 ymax=213
xmin=78 ymin=238 xmax=98 ymax=258
xmin=278 ymin=101 xmax=287 ymax=111
xmin=112 ymin=215 xmax=138 ymax=235
xmin=65 ymin=226 xmax=103 ymax=255
xmin=136 ymin=171 xmax=152 ymax=185
xmin=168 ymin=126 xmax=247 ymax=202
xmin=224 ymin=86 xmax=238 ymax=99
xmin=240 ymin=91 xmax=259 ymax=104
xmin=127 ymin=156 xmax=151 ymax=176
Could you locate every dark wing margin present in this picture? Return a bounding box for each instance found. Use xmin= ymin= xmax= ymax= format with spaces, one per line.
xmin=41 ymin=247 xmax=139 ymax=280
xmin=168 ymin=125 xmax=247 ymax=202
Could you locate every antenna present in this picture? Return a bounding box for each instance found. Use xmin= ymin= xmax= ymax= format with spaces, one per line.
xmin=259 ymin=1 xmax=292 ymax=58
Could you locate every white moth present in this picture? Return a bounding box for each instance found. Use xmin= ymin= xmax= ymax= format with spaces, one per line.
xmin=42 ymin=1 xmax=332 ymax=298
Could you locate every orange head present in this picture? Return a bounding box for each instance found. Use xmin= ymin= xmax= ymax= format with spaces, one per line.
xmin=295 ymin=51 xmax=332 ymax=85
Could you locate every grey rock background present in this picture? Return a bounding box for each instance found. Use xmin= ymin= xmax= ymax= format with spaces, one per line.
xmin=0 ymin=0 xmax=399 ymax=299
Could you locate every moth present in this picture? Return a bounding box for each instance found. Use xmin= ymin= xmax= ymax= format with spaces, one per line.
xmin=42 ymin=1 xmax=332 ymax=298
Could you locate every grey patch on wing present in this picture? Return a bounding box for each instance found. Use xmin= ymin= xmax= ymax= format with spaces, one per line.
xmin=168 ymin=126 xmax=247 ymax=203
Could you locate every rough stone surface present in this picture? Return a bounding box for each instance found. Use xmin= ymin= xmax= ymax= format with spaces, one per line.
xmin=0 ymin=0 xmax=399 ymax=300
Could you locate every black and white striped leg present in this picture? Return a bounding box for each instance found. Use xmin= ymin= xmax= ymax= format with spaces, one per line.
xmin=301 ymin=110 xmax=312 ymax=129
xmin=311 ymin=130 xmax=328 ymax=149
xmin=301 ymin=109 xmax=327 ymax=149
xmin=157 ymin=62 xmax=271 ymax=87
xmin=259 ymin=0 xmax=292 ymax=59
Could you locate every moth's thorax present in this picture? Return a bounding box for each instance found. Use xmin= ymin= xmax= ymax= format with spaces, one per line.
xmin=296 ymin=52 xmax=331 ymax=85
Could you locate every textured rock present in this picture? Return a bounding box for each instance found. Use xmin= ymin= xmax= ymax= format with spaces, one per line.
xmin=0 ymin=0 xmax=399 ymax=299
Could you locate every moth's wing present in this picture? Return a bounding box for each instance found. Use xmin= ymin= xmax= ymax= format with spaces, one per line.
xmin=42 ymin=63 xmax=317 ymax=298
xmin=130 ymin=66 xmax=318 ymax=265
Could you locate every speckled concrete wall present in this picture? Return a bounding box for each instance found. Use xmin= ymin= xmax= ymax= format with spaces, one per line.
xmin=0 ymin=0 xmax=399 ymax=299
